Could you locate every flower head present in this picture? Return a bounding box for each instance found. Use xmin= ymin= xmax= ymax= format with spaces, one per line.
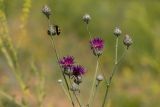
xmin=59 ymin=56 xmax=74 ymax=74
xmin=114 ymin=27 xmax=122 ymax=37
xmin=73 ymin=65 xmax=85 ymax=77
xmin=42 ymin=5 xmax=51 ymax=19
xmin=90 ymin=37 xmax=104 ymax=56
xmin=48 ymin=25 xmax=57 ymax=36
xmin=123 ymin=34 xmax=133 ymax=49
xmin=83 ymin=14 xmax=91 ymax=24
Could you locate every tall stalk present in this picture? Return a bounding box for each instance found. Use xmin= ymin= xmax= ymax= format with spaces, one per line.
xmin=88 ymin=57 xmax=99 ymax=107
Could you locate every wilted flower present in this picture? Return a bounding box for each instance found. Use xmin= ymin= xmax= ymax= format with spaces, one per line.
xmin=48 ymin=25 xmax=57 ymax=36
xmin=42 ymin=5 xmax=51 ymax=19
xmin=90 ymin=37 xmax=104 ymax=57
xmin=73 ymin=65 xmax=85 ymax=77
xmin=123 ymin=34 xmax=133 ymax=49
xmin=59 ymin=56 xmax=74 ymax=75
xmin=83 ymin=14 xmax=91 ymax=24
xmin=96 ymin=74 xmax=104 ymax=82
xmin=114 ymin=27 xmax=122 ymax=37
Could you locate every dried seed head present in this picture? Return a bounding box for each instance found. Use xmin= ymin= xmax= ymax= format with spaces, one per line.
xmin=42 ymin=5 xmax=51 ymax=19
xmin=83 ymin=14 xmax=91 ymax=24
xmin=114 ymin=27 xmax=122 ymax=37
xmin=96 ymin=74 xmax=104 ymax=82
xmin=58 ymin=79 xmax=62 ymax=84
xmin=47 ymin=25 xmax=57 ymax=36
xmin=123 ymin=34 xmax=133 ymax=49
xmin=70 ymin=83 xmax=79 ymax=92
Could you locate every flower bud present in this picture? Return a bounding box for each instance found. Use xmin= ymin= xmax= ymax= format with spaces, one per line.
xmin=64 ymin=67 xmax=73 ymax=76
xmin=96 ymin=74 xmax=104 ymax=82
xmin=47 ymin=25 xmax=57 ymax=36
xmin=70 ymin=83 xmax=79 ymax=92
xmin=114 ymin=27 xmax=122 ymax=37
xmin=58 ymin=79 xmax=62 ymax=84
xmin=83 ymin=14 xmax=91 ymax=24
xmin=42 ymin=5 xmax=51 ymax=19
xmin=123 ymin=34 xmax=133 ymax=49
xmin=74 ymin=76 xmax=82 ymax=85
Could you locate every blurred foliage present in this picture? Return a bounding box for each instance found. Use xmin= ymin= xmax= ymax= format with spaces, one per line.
xmin=0 ymin=0 xmax=160 ymax=107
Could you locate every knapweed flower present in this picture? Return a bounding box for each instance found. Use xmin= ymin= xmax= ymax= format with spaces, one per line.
xmin=42 ymin=5 xmax=51 ymax=19
xmin=114 ymin=27 xmax=122 ymax=37
xmin=123 ymin=34 xmax=133 ymax=49
xmin=90 ymin=37 xmax=104 ymax=57
xmin=59 ymin=56 xmax=74 ymax=75
xmin=73 ymin=65 xmax=85 ymax=77
xmin=83 ymin=14 xmax=91 ymax=24
xmin=48 ymin=25 xmax=57 ymax=36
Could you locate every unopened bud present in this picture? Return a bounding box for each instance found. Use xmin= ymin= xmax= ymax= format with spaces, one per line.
xmin=114 ymin=27 xmax=122 ymax=37
xmin=70 ymin=83 xmax=79 ymax=92
xmin=83 ymin=14 xmax=91 ymax=24
xmin=42 ymin=5 xmax=51 ymax=19
xmin=74 ymin=76 xmax=82 ymax=85
xmin=47 ymin=25 xmax=56 ymax=36
xmin=96 ymin=74 xmax=104 ymax=82
xmin=58 ymin=79 xmax=62 ymax=84
xmin=123 ymin=34 xmax=133 ymax=49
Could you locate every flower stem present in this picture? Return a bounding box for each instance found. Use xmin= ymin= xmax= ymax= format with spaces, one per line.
xmin=73 ymin=92 xmax=82 ymax=107
xmin=101 ymin=37 xmax=127 ymax=107
xmin=49 ymin=36 xmax=75 ymax=107
xmin=88 ymin=57 xmax=99 ymax=107
xmin=60 ymin=82 xmax=71 ymax=101
xmin=68 ymin=76 xmax=82 ymax=107
xmin=86 ymin=24 xmax=92 ymax=40
xmin=90 ymin=83 xmax=99 ymax=107
xmin=115 ymin=37 xmax=119 ymax=65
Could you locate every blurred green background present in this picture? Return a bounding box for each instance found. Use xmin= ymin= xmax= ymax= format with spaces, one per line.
xmin=0 ymin=0 xmax=160 ymax=107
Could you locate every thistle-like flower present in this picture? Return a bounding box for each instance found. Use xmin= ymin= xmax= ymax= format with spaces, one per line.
xmin=47 ymin=25 xmax=57 ymax=36
xmin=114 ymin=27 xmax=122 ymax=37
xmin=73 ymin=65 xmax=85 ymax=77
xmin=42 ymin=5 xmax=51 ymax=19
xmin=90 ymin=37 xmax=104 ymax=57
xmin=83 ymin=14 xmax=91 ymax=24
xmin=59 ymin=56 xmax=75 ymax=75
xmin=123 ymin=34 xmax=133 ymax=49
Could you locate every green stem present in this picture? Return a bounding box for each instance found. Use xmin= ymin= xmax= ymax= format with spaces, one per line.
xmin=73 ymin=91 xmax=81 ymax=107
xmin=115 ymin=37 xmax=119 ymax=65
xmin=88 ymin=57 xmax=99 ymax=107
xmin=49 ymin=36 xmax=75 ymax=107
xmin=90 ymin=83 xmax=99 ymax=107
xmin=60 ymin=82 xmax=71 ymax=101
xmin=102 ymin=37 xmax=127 ymax=107
xmin=86 ymin=24 xmax=92 ymax=40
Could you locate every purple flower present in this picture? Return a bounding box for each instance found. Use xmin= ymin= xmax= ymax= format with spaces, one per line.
xmin=59 ymin=56 xmax=74 ymax=71
xmin=73 ymin=65 xmax=85 ymax=77
xmin=90 ymin=37 xmax=104 ymax=56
